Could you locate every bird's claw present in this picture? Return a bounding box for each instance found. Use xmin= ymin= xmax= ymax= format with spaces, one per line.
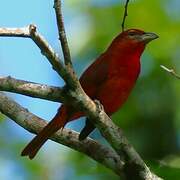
xmin=94 ymin=100 xmax=104 ymax=114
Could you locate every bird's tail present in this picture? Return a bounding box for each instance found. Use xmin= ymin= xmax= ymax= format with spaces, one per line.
xmin=21 ymin=106 xmax=67 ymax=159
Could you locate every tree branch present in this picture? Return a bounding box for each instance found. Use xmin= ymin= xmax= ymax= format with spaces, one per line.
xmin=160 ymin=65 xmax=180 ymax=79
xmin=0 ymin=92 xmax=124 ymax=176
xmin=82 ymin=101 xmax=162 ymax=180
xmin=121 ymin=0 xmax=130 ymax=31
xmin=0 ymin=26 xmax=30 ymax=37
xmin=0 ymin=76 xmax=64 ymax=102
xmin=54 ymin=0 xmax=72 ymax=67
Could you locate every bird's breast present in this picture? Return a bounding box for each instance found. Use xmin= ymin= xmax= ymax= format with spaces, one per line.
xmin=96 ymin=60 xmax=140 ymax=115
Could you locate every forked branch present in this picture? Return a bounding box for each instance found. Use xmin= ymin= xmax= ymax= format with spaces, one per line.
xmin=0 ymin=25 xmax=78 ymax=89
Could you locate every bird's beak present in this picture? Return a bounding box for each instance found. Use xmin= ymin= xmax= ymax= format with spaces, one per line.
xmin=141 ymin=32 xmax=159 ymax=43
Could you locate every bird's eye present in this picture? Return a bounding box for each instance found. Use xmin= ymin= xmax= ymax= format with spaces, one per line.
xmin=128 ymin=31 xmax=136 ymax=36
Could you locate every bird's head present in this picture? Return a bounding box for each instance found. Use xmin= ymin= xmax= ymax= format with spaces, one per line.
xmin=120 ymin=29 xmax=159 ymax=44
xmin=109 ymin=29 xmax=158 ymax=57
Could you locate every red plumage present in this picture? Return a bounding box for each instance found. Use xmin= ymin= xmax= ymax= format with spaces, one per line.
xmin=21 ymin=29 xmax=158 ymax=159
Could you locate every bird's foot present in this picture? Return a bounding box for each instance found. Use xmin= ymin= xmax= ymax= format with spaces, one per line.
xmin=94 ymin=100 xmax=104 ymax=114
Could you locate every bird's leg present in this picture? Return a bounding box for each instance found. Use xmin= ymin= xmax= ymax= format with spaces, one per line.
xmin=79 ymin=118 xmax=95 ymax=140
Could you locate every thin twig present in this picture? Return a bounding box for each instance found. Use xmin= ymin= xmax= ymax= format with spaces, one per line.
xmin=121 ymin=0 xmax=130 ymax=31
xmin=54 ymin=0 xmax=72 ymax=67
xmin=0 ymin=27 xmax=30 ymax=37
xmin=0 ymin=92 xmax=124 ymax=176
xmin=0 ymin=76 xmax=64 ymax=102
xmin=160 ymin=65 xmax=180 ymax=79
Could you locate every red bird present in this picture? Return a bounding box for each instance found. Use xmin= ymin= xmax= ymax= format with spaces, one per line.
xmin=21 ymin=29 xmax=158 ymax=159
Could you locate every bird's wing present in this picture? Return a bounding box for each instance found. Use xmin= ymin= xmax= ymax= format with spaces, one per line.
xmin=80 ymin=53 xmax=109 ymax=98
